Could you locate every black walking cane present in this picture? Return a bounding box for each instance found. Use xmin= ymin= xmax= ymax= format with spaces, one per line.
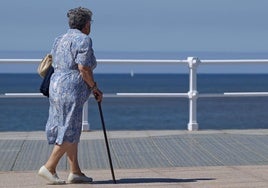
xmin=97 ymin=101 xmax=116 ymax=184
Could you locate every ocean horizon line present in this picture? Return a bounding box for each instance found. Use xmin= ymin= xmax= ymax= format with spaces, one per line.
xmin=1 ymin=50 xmax=268 ymax=59
xmin=1 ymin=50 xmax=268 ymax=73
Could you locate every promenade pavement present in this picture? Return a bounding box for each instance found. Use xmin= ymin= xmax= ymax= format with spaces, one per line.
xmin=0 ymin=129 xmax=267 ymax=188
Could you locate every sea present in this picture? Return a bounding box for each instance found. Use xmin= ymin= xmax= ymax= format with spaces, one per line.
xmin=1 ymin=51 xmax=268 ymax=131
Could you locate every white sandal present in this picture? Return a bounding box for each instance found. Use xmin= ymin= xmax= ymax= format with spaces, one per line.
xmin=38 ymin=166 xmax=65 ymax=185
xmin=67 ymin=172 xmax=93 ymax=183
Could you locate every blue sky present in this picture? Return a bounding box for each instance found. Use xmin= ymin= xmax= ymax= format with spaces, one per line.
xmin=0 ymin=0 xmax=268 ymax=73
xmin=1 ymin=0 xmax=268 ymax=53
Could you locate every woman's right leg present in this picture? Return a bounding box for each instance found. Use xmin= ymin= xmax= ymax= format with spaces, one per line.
xmin=65 ymin=142 xmax=93 ymax=183
xmin=66 ymin=142 xmax=82 ymax=174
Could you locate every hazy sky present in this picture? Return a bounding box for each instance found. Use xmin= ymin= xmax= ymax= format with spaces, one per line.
xmin=1 ymin=0 xmax=268 ymax=73
xmin=1 ymin=0 xmax=268 ymax=53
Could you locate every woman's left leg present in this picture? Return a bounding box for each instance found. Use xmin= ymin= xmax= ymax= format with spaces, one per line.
xmin=44 ymin=142 xmax=69 ymax=174
xmin=38 ymin=143 xmax=69 ymax=184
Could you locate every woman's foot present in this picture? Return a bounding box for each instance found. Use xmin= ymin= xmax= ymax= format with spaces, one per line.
xmin=38 ymin=166 xmax=65 ymax=185
xmin=67 ymin=172 xmax=93 ymax=183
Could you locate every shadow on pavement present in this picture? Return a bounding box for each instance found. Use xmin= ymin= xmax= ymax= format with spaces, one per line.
xmin=93 ymin=177 xmax=215 ymax=184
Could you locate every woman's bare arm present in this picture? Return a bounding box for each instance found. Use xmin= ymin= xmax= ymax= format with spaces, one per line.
xmin=78 ymin=64 xmax=103 ymax=102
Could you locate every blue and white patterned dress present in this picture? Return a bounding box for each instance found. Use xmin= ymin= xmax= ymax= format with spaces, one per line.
xmin=46 ymin=29 xmax=97 ymax=145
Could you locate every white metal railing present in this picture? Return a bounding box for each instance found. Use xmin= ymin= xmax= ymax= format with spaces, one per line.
xmin=1 ymin=57 xmax=268 ymax=131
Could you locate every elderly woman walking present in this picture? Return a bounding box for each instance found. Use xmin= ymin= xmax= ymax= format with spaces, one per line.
xmin=38 ymin=7 xmax=102 ymax=184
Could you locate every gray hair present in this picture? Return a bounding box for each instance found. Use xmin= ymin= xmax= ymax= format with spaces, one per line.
xmin=67 ymin=7 xmax=92 ymax=30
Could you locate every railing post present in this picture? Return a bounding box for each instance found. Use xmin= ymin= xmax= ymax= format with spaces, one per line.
xmin=187 ymin=57 xmax=200 ymax=131
xmin=82 ymin=100 xmax=90 ymax=131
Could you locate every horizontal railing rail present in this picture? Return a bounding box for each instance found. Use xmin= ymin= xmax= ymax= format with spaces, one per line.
xmin=2 ymin=59 xmax=268 ymax=64
xmin=1 ymin=57 xmax=268 ymax=131
xmin=2 ymin=92 xmax=268 ymax=99
xmin=0 ymin=93 xmax=120 ymax=98
xmin=0 ymin=59 xmax=188 ymax=65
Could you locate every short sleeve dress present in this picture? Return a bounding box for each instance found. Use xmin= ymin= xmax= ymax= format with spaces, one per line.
xmin=45 ymin=29 xmax=97 ymax=145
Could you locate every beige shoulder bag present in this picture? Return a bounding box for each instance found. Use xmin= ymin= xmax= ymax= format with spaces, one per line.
xmin=37 ymin=54 xmax=52 ymax=78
